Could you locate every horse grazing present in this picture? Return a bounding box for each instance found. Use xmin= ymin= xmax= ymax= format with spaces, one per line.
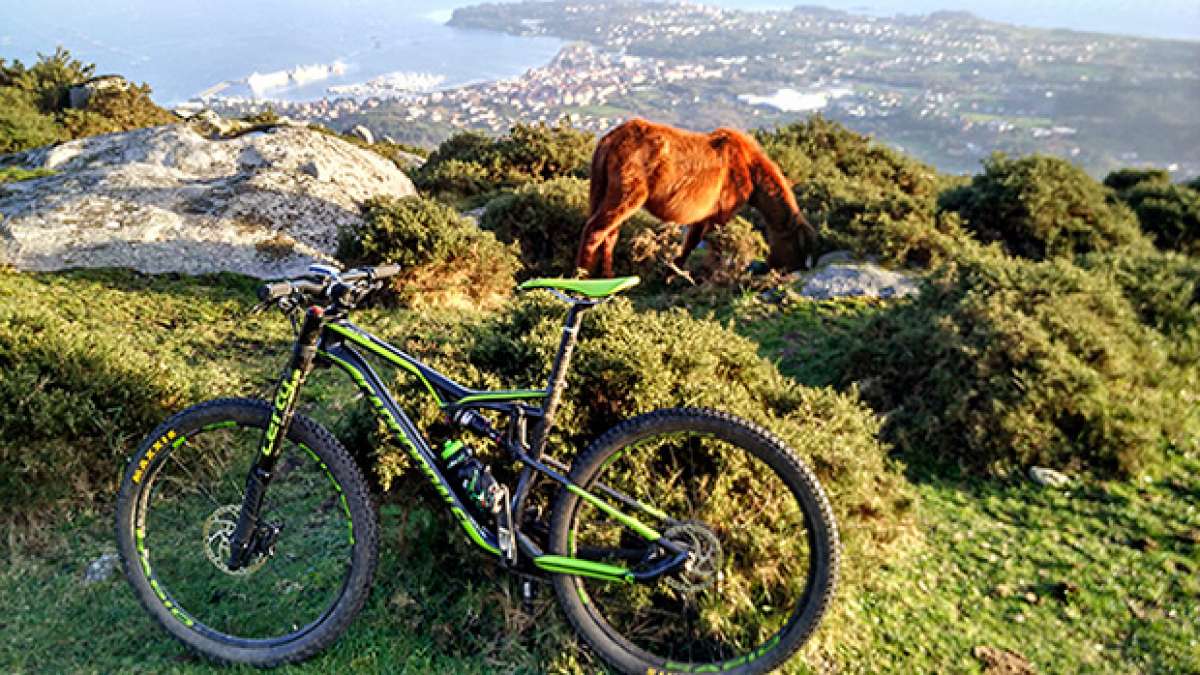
xmin=575 ymin=119 xmax=816 ymax=278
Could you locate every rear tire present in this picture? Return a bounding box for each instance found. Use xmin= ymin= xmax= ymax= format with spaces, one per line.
xmin=115 ymin=398 xmax=378 ymax=667
xmin=549 ymin=408 xmax=839 ymax=674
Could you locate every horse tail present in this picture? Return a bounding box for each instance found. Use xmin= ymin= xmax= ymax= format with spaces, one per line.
xmin=588 ymin=132 xmax=612 ymax=217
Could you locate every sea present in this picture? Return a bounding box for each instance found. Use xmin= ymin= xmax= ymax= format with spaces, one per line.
xmin=1 ymin=0 xmax=1196 ymax=105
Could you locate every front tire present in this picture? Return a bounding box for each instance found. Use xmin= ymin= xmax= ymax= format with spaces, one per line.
xmin=549 ymin=408 xmax=839 ymax=674
xmin=115 ymin=398 xmax=379 ymax=667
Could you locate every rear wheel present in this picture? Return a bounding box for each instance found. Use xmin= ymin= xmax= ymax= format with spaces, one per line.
xmin=115 ymin=398 xmax=378 ymax=666
xmin=549 ymin=408 xmax=839 ymax=674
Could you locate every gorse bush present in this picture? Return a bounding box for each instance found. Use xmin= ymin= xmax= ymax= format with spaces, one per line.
xmin=339 ymin=195 xmax=521 ymax=309
xmin=1105 ymin=170 xmax=1200 ymax=255
xmin=1085 ymin=250 xmax=1200 ymax=337
xmin=0 ymin=306 xmax=209 ymax=511
xmin=1103 ymin=168 xmax=1171 ymax=193
xmin=0 ymin=48 xmax=174 ymax=154
xmin=834 ymin=244 xmax=1196 ymax=476
xmin=415 ymin=121 xmax=594 ymax=199
xmin=756 ymin=116 xmax=962 ymax=267
xmin=481 ymin=177 xmax=656 ymax=278
xmin=0 ymin=87 xmax=61 ymax=153
xmin=939 ymin=154 xmax=1150 ymax=261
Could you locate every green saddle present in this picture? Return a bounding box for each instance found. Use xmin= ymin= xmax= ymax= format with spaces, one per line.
xmin=518 ymin=276 xmax=640 ymax=299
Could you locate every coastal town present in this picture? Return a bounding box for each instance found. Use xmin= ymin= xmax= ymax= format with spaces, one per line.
xmin=208 ymin=0 xmax=1200 ymax=177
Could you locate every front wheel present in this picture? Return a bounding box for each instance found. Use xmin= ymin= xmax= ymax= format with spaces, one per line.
xmin=549 ymin=408 xmax=839 ymax=674
xmin=115 ymin=398 xmax=379 ymax=667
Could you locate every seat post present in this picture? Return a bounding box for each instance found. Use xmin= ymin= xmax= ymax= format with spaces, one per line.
xmin=530 ymin=301 xmax=591 ymax=457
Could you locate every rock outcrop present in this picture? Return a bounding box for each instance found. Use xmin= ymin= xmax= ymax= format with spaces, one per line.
xmin=0 ymin=120 xmax=415 ymax=277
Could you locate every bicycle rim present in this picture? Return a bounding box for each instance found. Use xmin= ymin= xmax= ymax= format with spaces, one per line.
xmin=131 ymin=419 xmax=356 ymax=645
xmin=566 ymin=429 xmax=818 ymax=667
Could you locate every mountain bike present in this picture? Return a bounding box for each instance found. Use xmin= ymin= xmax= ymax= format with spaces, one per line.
xmin=116 ymin=263 xmax=839 ymax=673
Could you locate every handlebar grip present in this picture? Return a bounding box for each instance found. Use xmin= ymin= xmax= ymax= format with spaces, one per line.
xmin=258 ymin=281 xmax=293 ymax=302
xmin=373 ymin=264 xmax=401 ymax=279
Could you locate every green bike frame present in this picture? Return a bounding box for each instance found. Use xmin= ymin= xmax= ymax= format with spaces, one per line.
xmin=228 ymin=300 xmax=688 ymax=583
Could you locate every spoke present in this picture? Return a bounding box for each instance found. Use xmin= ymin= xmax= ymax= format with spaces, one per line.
xmin=167 ymin=441 xmax=225 ymax=508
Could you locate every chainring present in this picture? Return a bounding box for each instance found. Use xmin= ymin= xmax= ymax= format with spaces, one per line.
xmin=663 ymin=520 xmax=724 ymax=594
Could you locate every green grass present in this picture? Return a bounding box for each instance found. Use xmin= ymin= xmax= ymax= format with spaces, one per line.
xmin=1 ymin=269 xmax=1197 ymax=673
xmin=845 ymin=462 xmax=1200 ymax=671
xmin=0 ymin=166 xmax=56 ymax=183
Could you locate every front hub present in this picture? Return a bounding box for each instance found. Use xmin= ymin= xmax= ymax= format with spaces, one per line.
xmin=204 ymin=504 xmax=271 ymax=576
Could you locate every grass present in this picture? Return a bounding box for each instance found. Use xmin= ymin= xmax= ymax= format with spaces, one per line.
xmin=845 ymin=462 xmax=1200 ymax=672
xmin=1 ymin=269 xmax=1197 ymax=673
xmin=0 ymin=167 xmax=56 ymax=183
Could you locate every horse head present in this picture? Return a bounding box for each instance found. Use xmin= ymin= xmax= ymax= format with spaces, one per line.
xmin=749 ymin=153 xmax=817 ymax=270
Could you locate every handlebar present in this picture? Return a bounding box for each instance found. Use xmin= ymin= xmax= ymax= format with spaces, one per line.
xmin=256 ymin=264 xmax=401 ymax=308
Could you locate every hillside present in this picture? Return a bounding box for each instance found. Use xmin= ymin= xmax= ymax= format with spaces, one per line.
xmin=2 ymin=52 xmax=1199 ymax=674
xmin=349 ymin=0 xmax=1200 ymax=178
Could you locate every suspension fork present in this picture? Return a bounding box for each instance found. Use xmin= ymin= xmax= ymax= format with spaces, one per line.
xmin=228 ymin=306 xmax=326 ymax=570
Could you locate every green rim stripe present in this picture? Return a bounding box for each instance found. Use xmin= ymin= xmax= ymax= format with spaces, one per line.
xmin=200 ymin=420 xmax=237 ymax=431
xmin=664 ymin=633 xmax=782 ymax=672
xmin=567 ymin=484 xmax=662 ymax=541
xmin=325 ymin=323 xmax=443 ymax=404
xmin=299 ymin=443 xmax=354 ymax=545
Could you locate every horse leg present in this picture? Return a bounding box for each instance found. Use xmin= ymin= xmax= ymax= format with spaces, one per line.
xmin=577 ymin=184 xmax=648 ymax=277
xmin=674 ymin=219 xmax=715 ymax=268
xmin=576 ymin=216 xmax=611 ymax=277
xmin=600 ymin=227 xmax=622 ymax=278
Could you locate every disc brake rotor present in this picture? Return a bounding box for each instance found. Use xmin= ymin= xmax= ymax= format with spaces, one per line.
xmin=663 ymin=521 xmax=723 ymax=594
xmin=203 ymin=504 xmax=268 ymax=576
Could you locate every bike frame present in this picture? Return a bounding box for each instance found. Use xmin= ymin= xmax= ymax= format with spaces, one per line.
xmin=229 ymin=301 xmax=688 ymax=584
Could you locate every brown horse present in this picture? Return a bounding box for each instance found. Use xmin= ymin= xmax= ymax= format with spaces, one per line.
xmin=575 ymin=119 xmax=816 ymax=278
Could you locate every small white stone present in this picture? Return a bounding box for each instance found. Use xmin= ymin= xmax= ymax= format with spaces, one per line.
xmin=1029 ymin=466 xmax=1071 ymax=488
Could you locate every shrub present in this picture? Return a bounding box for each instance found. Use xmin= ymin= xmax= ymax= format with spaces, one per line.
xmin=0 ymin=87 xmax=61 ymax=153
xmin=1 ymin=47 xmax=94 ymax=113
xmin=76 ymin=82 xmax=175 ymax=130
xmin=339 ymin=195 xmax=521 ymax=309
xmin=835 ymin=244 xmax=1195 ymax=476
xmin=416 ymin=122 xmax=594 ymax=198
xmin=0 ymin=167 xmax=55 ymax=183
xmin=1111 ymin=180 xmax=1200 ymax=255
xmin=755 ymin=116 xmax=961 ymax=266
xmin=0 ymin=49 xmax=175 ymax=153
xmin=0 ymin=307 xmax=208 ymax=510
xmin=1103 ymin=167 xmax=1170 ymax=193
xmin=1085 ymin=250 xmax=1200 ymax=336
xmin=481 ymin=177 xmax=618 ymax=278
xmin=939 ymin=154 xmax=1150 ymax=261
